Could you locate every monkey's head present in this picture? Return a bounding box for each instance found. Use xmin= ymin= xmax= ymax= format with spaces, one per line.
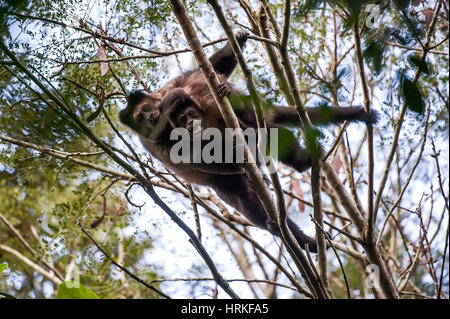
xmin=119 ymin=89 xmax=164 ymax=140
xmin=120 ymin=88 xmax=205 ymax=142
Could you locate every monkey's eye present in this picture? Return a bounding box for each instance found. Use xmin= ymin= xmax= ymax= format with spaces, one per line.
xmin=141 ymin=105 xmax=151 ymax=113
xmin=186 ymin=109 xmax=197 ymax=117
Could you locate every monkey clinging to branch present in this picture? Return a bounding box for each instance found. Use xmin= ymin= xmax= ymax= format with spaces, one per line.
xmin=119 ymin=32 xmax=378 ymax=252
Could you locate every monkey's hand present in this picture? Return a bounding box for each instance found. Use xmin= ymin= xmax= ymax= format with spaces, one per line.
xmin=248 ymin=174 xmax=271 ymax=191
xmin=218 ymin=82 xmax=232 ymax=97
xmin=236 ymin=31 xmax=249 ymax=48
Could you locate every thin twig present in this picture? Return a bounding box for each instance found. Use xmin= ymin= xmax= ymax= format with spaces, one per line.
xmin=78 ymin=222 xmax=171 ymax=298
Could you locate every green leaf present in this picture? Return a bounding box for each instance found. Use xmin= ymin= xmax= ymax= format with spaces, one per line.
xmin=399 ymin=73 xmax=425 ymax=113
xmin=0 ymin=291 xmax=16 ymax=299
xmin=0 ymin=263 xmax=7 ymax=273
xmin=408 ymin=54 xmax=431 ymax=75
xmin=305 ymin=126 xmax=323 ymax=160
xmin=363 ymin=37 xmax=385 ymax=75
xmin=293 ymin=0 xmax=323 ymax=18
xmin=57 ymin=280 xmax=100 ymax=299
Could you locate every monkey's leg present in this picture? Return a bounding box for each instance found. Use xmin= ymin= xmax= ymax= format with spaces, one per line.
xmin=211 ymin=174 xmax=319 ymax=252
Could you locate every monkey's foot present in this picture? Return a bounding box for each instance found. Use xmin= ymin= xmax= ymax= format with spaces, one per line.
xmin=218 ymin=82 xmax=232 ymax=97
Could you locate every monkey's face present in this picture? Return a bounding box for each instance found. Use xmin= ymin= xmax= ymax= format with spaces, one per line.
xmin=158 ymin=88 xmax=205 ymax=134
xmin=119 ymin=90 xmax=164 ymax=139
xmin=173 ymin=106 xmax=203 ymax=133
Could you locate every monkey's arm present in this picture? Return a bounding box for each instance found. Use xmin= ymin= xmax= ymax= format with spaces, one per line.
xmin=209 ymin=32 xmax=248 ymax=78
xmin=268 ymin=105 xmax=379 ymax=127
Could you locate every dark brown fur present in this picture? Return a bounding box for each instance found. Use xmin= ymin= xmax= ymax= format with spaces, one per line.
xmin=119 ymin=33 xmax=378 ymax=252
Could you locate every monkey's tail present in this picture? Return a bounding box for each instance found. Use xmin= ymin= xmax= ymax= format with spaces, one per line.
xmin=270 ymin=105 xmax=379 ymax=127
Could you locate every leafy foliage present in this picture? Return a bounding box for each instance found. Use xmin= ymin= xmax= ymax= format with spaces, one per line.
xmin=363 ymin=36 xmax=386 ymax=75
xmin=57 ymin=281 xmax=100 ymax=299
xmin=398 ymin=72 xmax=425 ymax=113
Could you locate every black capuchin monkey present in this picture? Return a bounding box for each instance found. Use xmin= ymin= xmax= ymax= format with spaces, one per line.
xmin=119 ymin=32 xmax=378 ymax=252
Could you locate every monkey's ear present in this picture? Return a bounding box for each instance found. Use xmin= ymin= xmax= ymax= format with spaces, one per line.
xmin=119 ymin=107 xmax=132 ymax=127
